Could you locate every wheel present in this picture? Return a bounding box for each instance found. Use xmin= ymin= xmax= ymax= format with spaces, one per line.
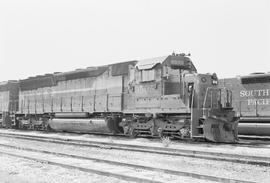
xmin=129 ymin=128 xmax=138 ymax=138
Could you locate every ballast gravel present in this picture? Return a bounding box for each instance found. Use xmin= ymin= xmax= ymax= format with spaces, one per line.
xmin=1 ymin=129 xmax=270 ymax=182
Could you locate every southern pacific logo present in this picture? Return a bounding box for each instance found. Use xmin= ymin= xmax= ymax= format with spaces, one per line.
xmin=240 ymin=89 xmax=270 ymax=105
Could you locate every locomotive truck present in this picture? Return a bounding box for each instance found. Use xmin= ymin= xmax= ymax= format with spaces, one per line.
xmin=0 ymin=53 xmax=238 ymax=142
xmin=219 ymin=72 xmax=270 ymax=136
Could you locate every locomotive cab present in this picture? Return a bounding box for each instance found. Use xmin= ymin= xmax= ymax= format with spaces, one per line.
xmin=162 ymin=54 xmax=238 ymax=142
xmin=122 ymin=53 xmax=238 ymax=142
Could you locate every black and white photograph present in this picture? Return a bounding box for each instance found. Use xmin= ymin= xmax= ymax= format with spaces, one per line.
xmin=0 ymin=0 xmax=270 ymax=182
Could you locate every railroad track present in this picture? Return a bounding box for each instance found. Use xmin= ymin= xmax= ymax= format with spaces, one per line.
xmin=55 ymin=130 xmax=270 ymax=146
xmin=0 ymin=146 xmax=162 ymax=183
xmin=55 ymin=131 xmax=270 ymax=150
xmin=4 ymin=129 xmax=270 ymax=149
xmin=0 ymin=141 xmax=255 ymax=183
xmin=0 ymin=131 xmax=269 ymax=167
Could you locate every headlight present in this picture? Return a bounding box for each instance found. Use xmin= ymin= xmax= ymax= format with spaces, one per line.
xmin=212 ymin=80 xmax=218 ymax=85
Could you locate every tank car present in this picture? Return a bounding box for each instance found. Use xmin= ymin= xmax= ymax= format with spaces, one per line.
xmin=219 ymin=73 xmax=270 ymax=136
xmin=1 ymin=53 xmax=238 ymax=142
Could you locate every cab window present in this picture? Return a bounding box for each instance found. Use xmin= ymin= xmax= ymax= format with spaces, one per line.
xmin=141 ymin=69 xmax=155 ymax=82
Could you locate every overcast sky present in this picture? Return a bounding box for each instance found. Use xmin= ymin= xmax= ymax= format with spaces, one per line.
xmin=0 ymin=0 xmax=269 ymax=81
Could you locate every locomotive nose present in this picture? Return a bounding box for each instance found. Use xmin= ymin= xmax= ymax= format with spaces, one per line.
xmin=203 ymin=117 xmax=238 ymax=143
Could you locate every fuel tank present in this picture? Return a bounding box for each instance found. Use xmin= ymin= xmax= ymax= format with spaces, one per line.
xmin=48 ymin=118 xmax=111 ymax=133
xmin=238 ymin=123 xmax=270 ymax=136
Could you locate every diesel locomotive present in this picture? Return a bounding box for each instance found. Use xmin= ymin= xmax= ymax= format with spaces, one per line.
xmin=219 ymin=72 xmax=270 ymax=136
xmin=0 ymin=53 xmax=238 ymax=142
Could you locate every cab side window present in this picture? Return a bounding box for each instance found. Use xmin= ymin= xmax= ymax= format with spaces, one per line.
xmin=141 ymin=69 xmax=155 ymax=82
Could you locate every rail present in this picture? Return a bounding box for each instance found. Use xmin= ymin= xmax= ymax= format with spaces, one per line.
xmin=0 ymin=141 xmax=255 ymax=183
xmin=0 ymin=132 xmax=269 ymax=166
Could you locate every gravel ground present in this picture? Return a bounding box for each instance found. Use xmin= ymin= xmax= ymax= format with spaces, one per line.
xmin=0 ymin=155 xmax=129 ymax=183
xmin=0 ymin=134 xmax=270 ymax=182
xmin=0 ymin=146 xmax=183 ymax=183
xmin=0 ymin=129 xmax=270 ymax=182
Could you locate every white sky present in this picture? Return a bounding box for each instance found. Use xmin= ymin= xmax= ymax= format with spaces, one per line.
xmin=0 ymin=0 xmax=269 ymax=81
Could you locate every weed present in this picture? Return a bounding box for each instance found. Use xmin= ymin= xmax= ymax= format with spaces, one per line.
xmin=161 ymin=136 xmax=171 ymax=148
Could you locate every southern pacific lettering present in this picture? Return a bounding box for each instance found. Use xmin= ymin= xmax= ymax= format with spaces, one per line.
xmin=240 ymin=89 xmax=270 ymax=98
xmin=219 ymin=73 xmax=270 ymax=136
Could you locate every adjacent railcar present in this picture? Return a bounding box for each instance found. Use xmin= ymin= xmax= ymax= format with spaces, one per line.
xmin=219 ymin=73 xmax=270 ymax=135
xmin=0 ymin=81 xmax=19 ymax=127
